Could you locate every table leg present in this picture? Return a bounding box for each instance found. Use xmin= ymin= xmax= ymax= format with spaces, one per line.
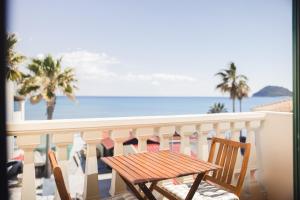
xmin=138 ymin=183 xmax=157 ymax=200
xmin=149 ymin=181 xmax=158 ymax=192
xmin=184 ymin=173 xmax=205 ymax=200
xmin=143 ymin=181 xmax=158 ymax=200
xmin=120 ymin=176 xmax=144 ymax=200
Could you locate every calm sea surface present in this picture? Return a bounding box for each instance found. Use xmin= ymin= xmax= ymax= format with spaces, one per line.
xmin=24 ymin=96 xmax=287 ymax=120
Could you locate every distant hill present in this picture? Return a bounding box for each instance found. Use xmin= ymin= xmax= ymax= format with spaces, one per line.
xmin=253 ymin=86 xmax=292 ymax=97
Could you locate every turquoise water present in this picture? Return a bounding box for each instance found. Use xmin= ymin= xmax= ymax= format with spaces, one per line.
xmin=24 ymin=96 xmax=287 ymax=120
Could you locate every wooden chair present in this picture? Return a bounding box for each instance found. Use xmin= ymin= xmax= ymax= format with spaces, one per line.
xmin=48 ymin=151 xmax=72 ymax=200
xmin=49 ymin=151 xmax=137 ymax=200
xmin=162 ymin=137 xmax=251 ymax=199
xmin=204 ymin=137 xmax=251 ymax=196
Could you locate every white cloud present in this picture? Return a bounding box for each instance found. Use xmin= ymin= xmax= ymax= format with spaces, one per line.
xmin=49 ymin=50 xmax=198 ymax=95
xmin=152 ymin=73 xmax=196 ymax=82
xmin=58 ymin=50 xmax=196 ymax=82
xmin=61 ymin=50 xmax=119 ymax=65
xmin=59 ymin=50 xmax=119 ymax=80
xmin=122 ymin=73 xmax=196 ymax=84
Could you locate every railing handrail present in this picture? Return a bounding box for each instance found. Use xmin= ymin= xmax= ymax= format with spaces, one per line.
xmin=7 ymin=112 xmax=266 ymax=136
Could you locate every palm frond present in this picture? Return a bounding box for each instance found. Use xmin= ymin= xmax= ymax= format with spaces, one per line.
xmin=30 ymin=94 xmax=43 ymax=104
xmin=208 ymin=102 xmax=228 ymax=114
xmin=6 ymin=33 xmax=26 ymax=81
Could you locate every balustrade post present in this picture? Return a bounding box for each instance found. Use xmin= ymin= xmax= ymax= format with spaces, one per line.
xmin=246 ymin=122 xmax=257 ymax=174
xmin=53 ymin=133 xmax=74 ymax=200
xmin=82 ymin=131 xmax=102 ymax=200
xmin=196 ymin=125 xmax=209 ymax=161
xmin=178 ymin=125 xmax=195 ymax=183
xmin=179 ymin=125 xmax=195 ymax=155
xmin=109 ymin=129 xmax=130 ymax=196
xmin=246 ymin=120 xmax=263 ymax=189
xmin=17 ymin=135 xmax=40 ymax=200
xmin=213 ymin=123 xmax=221 ymax=137
xmin=136 ymin=128 xmax=154 ymax=152
xmin=229 ymin=121 xmax=244 ymax=185
xmin=253 ymin=120 xmax=268 ymax=198
xmin=159 ymin=126 xmax=175 ymax=150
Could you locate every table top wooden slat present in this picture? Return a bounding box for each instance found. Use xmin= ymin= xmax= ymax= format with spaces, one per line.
xmin=140 ymin=152 xmax=204 ymax=174
xmin=131 ymin=153 xmax=188 ymax=176
xmin=115 ymin=155 xmax=166 ymax=179
xmin=148 ymin=151 xmax=210 ymax=172
xmin=103 ymin=157 xmax=144 ymax=183
xmin=125 ymin=153 xmax=179 ymax=178
xmin=101 ymin=150 xmax=221 ymax=184
xmin=159 ymin=151 xmax=219 ymax=170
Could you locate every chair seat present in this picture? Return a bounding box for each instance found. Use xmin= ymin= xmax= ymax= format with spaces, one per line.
xmin=162 ymin=181 xmax=239 ymax=200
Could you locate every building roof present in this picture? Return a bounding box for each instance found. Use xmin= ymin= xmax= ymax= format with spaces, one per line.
xmin=251 ymin=98 xmax=292 ymax=112
xmin=101 ymin=135 xmax=160 ymax=150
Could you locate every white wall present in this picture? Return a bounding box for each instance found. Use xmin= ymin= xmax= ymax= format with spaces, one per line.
xmin=256 ymin=112 xmax=293 ymax=200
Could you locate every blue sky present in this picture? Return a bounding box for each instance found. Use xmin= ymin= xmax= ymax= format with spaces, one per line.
xmin=8 ymin=0 xmax=292 ymax=96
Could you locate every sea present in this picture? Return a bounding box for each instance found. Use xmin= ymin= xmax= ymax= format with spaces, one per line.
xmin=23 ymin=96 xmax=289 ymax=120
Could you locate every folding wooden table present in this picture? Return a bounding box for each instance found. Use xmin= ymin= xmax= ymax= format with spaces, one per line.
xmin=102 ymin=150 xmax=220 ymax=200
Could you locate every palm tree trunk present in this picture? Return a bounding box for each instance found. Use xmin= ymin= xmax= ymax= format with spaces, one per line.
xmin=239 ymin=99 xmax=242 ymax=112
xmin=232 ymin=98 xmax=235 ymax=112
xmin=44 ymin=97 xmax=56 ymax=178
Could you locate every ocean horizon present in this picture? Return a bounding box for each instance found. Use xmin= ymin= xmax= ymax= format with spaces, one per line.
xmin=23 ymin=96 xmax=289 ymax=120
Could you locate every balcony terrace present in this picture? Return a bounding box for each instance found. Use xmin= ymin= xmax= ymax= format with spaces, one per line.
xmin=6 ymin=111 xmax=292 ymax=200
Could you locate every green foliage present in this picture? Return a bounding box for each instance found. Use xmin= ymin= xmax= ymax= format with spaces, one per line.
xmin=237 ymin=79 xmax=250 ymax=100
xmin=215 ymin=62 xmax=249 ymax=112
xmin=19 ymin=55 xmax=78 ymax=118
xmin=6 ymin=33 xmax=26 ymax=81
xmin=208 ymin=102 xmax=228 ymax=113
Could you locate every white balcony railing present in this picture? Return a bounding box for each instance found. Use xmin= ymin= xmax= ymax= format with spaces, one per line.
xmin=7 ymin=111 xmax=293 ymax=200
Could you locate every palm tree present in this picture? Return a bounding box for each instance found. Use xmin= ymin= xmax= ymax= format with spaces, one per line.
xmin=6 ymin=33 xmax=25 ymax=81
xmin=208 ymin=102 xmax=228 ymax=113
xmin=237 ymin=79 xmax=250 ymax=112
xmin=19 ymin=55 xmax=77 ymax=177
xmin=215 ymin=62 xmax=247 ymax=112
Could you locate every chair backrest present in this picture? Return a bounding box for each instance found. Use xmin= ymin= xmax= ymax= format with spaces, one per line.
xmin=48 ymin=151 xmax=72 ymax=200
xmin=205 ymin=137 xmax=251 ymax=196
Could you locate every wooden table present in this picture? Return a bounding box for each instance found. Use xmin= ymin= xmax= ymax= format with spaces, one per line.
xmin=101 ymin=151 xmax=220 ymax=200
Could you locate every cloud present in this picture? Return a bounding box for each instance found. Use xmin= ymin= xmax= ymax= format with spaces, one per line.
xmin=59 ymin=50 xmax=119 ymax=80
xmin=44 ymin=50 xmax=199 ymax=95
xmin=57 ymin=50 xmax=197 ymax=84
xmin=122 ymin=73 xmax=196 ymax=84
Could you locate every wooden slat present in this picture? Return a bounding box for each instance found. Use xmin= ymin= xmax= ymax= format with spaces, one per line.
xmin=208 ymin=140 xmax=216 ymax=163
xmin=221 ymin=146 xmax=234 ymax=182
xmin=155 ymin=152 xmax=210 ymax=173
xmin=202 ymin=137 xmax=251 ymax=197
xmin=215 ymin=143 xmax=224 ymax=165
xmin=216 ymin=144 xmax=228 ymax=180
xmin=123 ymin=153 xmax=176 ymax=179
xmin=115 ymin=156 xmax=160 ymax=179
xmin=213 ymin=143 xmax=224 ymax=178
xmin=141 ymin=151 xmax=206 ymax=174
xmin=137 ymin=153 xmax=192 ymax=175
xmin=101 ymin=151 xmax=221 ymax=184
xmin=226 ymin=146 xmax=239 ymax=184
xmin=101 ymin=157 xmax=142 ymax=183
xmin=160 ymin=151 xmax=219 ymax=170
